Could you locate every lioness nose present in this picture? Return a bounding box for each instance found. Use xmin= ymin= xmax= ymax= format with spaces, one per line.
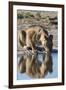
xmin=27 ymin=47 xmax=32 ymax=50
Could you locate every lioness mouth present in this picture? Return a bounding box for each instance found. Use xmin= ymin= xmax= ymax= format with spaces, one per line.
xmin=27 ymin=47 xmax=32 ymax=50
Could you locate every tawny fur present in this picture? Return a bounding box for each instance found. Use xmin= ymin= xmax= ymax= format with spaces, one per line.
xmin=18 ymin=25 xmax=52 ymax=51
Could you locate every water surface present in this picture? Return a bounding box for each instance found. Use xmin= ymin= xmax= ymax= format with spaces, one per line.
xmin=17 ymin=52 xmax=58 ymax=80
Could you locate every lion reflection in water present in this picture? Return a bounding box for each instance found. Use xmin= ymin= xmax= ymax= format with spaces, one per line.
xmin=18 ymin=52 xmax=53 ymax=78
xmin=18 ymin=25 xmax=53 ymax=78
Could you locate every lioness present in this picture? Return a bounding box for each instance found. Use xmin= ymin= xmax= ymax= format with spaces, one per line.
xmin=18 ymin=25 xmax=53 ymax=52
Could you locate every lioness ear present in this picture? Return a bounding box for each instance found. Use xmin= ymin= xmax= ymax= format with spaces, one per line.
xmin=49 ymin=35 xmax=53 ymax=40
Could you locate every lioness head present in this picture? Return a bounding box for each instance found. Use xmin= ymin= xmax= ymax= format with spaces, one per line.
xmin=36 ymin=30 xmax=53 ymax=52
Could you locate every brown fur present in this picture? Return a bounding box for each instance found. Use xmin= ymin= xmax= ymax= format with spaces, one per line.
xmin=18 ymin=25 xmax=53 ymax=52
xmin=18 ymin=25 xmax=53 ymax=78
xmin=18 ymin=55 xmax=26 ymax=73
xmin=18 ymin=52 xmax=53 ymax=78
xmin=39 ymin=52 xmax=53 ymax=78
xmin=26 ymin=54 xmax=37 ymax=78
